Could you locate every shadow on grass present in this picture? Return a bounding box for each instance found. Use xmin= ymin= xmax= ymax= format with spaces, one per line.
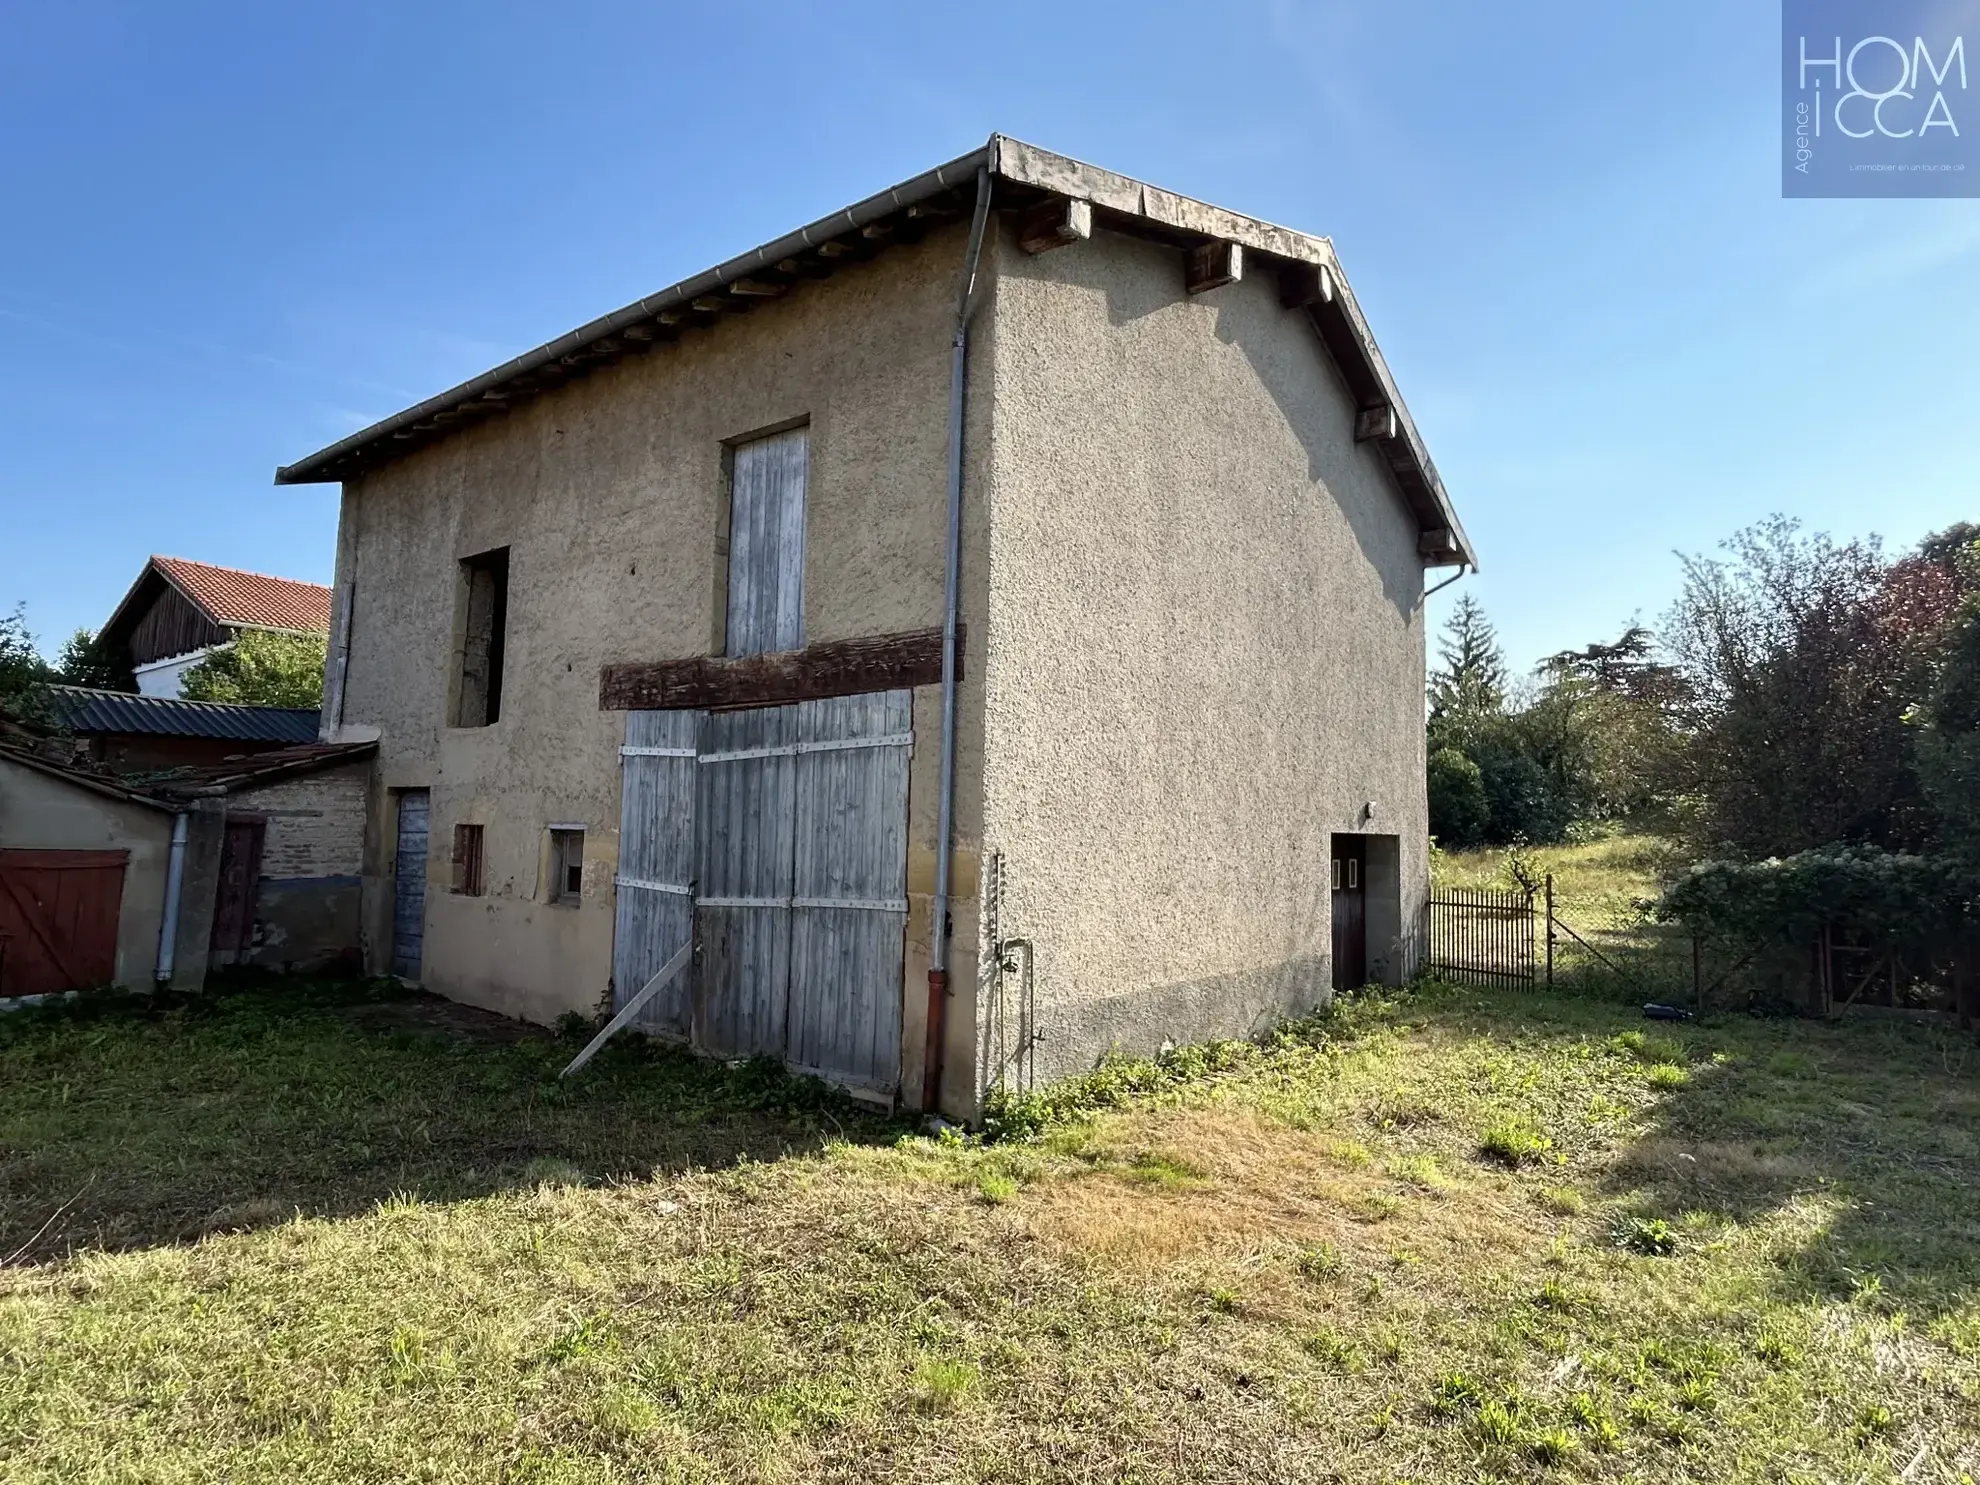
xmin=1587 ymin=1000 xmax=1980 ymax=1322
xmin=0 ymin=976 xmax=909 ymax=1264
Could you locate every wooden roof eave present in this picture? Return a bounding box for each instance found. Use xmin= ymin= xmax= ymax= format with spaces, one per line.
xmin=273 ymin=135 xmax=1474 ymax=569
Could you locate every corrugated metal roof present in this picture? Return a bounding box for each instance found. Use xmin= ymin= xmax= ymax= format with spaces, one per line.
xmin=151 ymin=557 xmax=333 ymax=632
xmin=44 ymin=686 xmax=321 ymax=742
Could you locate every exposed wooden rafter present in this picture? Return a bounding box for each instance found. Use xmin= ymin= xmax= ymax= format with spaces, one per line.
xmin=1017 ymin=196 xmax=1092 ymax=255
xmin=1185 ymin=240 xmax=1243 ymax=294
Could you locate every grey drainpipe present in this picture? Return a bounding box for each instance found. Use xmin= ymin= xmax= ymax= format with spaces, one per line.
xmin=923 ymin=159 xmax=994 ymax=1114
xmin=1422 ymin=562 xmax=1469 ymax=603
xmin=155 ymin=811 xmax=188 ymax=982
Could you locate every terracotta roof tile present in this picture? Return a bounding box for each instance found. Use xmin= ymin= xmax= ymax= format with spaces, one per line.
xmin=152 ymin=556 xmax=333 ymax=633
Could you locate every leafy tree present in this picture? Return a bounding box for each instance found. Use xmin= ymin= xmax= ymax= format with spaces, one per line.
xmin=1912 ymin=583 xmax=1980 ymax=866
xmin=1425 ymin=599 xmax=1627 ymax=846
xmin=1661 ymin=517 xmax=1966 ymax=859
xmin=1427 ymin=745 xmax=1490 ymax=847
xmin=0 ymin=604 xmax=55 ymax=724
xmin=180 ymin=630 xmax=328 ymax=709
xmin=52 ymin=627 xmax=130 ymax=690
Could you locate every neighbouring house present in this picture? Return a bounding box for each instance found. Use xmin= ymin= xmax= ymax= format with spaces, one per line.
xmin=0 ymin=741 xmax=373 ymax=998
xmin=97 ymin=555 xmax=333 ymax=699
xmin=274 ymin=136 xmax=1475 ymax=1119
xmin=42 ymin=686 xmax=320 ymax=772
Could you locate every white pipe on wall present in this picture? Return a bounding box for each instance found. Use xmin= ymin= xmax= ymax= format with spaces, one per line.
xmin=155 ymin=811 xmax=188 ymax=982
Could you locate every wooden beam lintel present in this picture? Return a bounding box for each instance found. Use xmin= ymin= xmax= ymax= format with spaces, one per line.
xmin=599 ymin=625 xmax=963 ymax=712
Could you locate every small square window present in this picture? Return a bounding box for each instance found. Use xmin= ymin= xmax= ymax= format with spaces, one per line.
xmin=548 ymin=828 xmax=585 ymax=906
xmin=451 ymin=823 xmax=485 ymax=896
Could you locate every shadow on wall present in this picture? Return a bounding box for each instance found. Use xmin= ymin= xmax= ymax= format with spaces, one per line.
xmin=0 ymin=977 xmax=905 ymax=1264
xmin=1078 ymin=232 xmax=1423 ymax=624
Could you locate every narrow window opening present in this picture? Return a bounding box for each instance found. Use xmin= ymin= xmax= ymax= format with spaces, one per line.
xmin=455 ymin=547 xmax=510 ymax=727
xmin=548 ymin=828 xmax=585 ymax=906
xmin=451 ymin=823 xmax=485 ymax=896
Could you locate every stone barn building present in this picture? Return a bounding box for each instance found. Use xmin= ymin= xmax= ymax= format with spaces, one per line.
xmin=275 ymin=136 xmax=1475 ymax=1118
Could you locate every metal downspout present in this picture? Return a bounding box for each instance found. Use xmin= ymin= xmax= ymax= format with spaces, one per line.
xmin=924 ymin=159 xmax=994 ymax=1114
xmin=1421 ymin=562 xmax=1469 ymax=604
xmin=155 ymin=811 xmax=188 ymax=983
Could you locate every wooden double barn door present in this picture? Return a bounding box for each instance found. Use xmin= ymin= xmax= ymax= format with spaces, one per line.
xmin=0 ymin=850 xmax=127 ymax=997
xmin=613 ymin=690 xmax=912 ymax=1099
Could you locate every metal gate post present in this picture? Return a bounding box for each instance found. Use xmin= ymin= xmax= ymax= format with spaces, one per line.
xmin=1544 ymin=874 xmax=1554 ymax=989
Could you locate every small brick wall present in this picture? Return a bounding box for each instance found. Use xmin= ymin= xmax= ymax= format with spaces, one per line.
xmin=232 ymin=761 xmax=368 ymax=973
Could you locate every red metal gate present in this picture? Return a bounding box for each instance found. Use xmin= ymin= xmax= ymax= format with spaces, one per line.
xmin=0 ymin=849 xmax=129 ymax=996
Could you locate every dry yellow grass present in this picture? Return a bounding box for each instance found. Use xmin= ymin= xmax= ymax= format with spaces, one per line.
xmin=1 ymin=978 xmax=1976 ymax=1481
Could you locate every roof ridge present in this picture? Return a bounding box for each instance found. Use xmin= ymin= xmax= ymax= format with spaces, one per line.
xmin=151 ymin=555 xmax=332 ymax=591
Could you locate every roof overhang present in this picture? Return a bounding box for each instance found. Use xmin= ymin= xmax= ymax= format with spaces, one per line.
xmin=0 ymin=745 xmax=177 ymax=813
xmin=275 ymin=135 xmax=1473 ymax=568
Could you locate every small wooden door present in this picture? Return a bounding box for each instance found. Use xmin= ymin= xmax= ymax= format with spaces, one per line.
xmin=392 ymin=790 xmax=430 ymax=980
xmin=209 ymin=818 xmax=265 ymax=964
xmin=0 ymin=849 xmax=128 ymax=996
xmin=1331 ymin=834 xmax=1367 ymax=991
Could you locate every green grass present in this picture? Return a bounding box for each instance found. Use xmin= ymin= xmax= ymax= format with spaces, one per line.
xmin=2 ymin=976 xmax=1977 ymax=1481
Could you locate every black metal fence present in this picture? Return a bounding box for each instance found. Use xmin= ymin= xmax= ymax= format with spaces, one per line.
xmin=1427 ymin=886 xmax=1538 ymax=985
xmin=1429 ymin=872 xmax=1978 ymax=1024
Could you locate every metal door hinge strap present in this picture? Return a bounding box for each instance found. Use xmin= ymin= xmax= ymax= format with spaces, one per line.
xmin=621 ymin=746 xmax=696 ymax=758
xmin=615 ymin=876 xmax=692 ymax=896
xmin=795 ymin=732 xmax=913 ymax=755
xmin=697 ymin=732 xmax=913 ymax=765
xmin=695 ymin=894 xmax=910 ymax=912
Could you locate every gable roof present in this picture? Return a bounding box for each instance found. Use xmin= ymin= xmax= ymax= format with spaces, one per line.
xmin=275 ymin=134 xmax=1473 ymax=568
xmin=151 ymin=557 xmax=333 ymax=632
xmin=100 ymin=557 xmax=333 ymax=649
xmin=43 ymin=686 xmax=321 ymax=744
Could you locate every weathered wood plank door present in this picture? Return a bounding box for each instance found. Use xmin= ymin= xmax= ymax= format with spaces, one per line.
xmin=613 ymin=709 xmax=700 ymax=1037
xmin=787 ymin=691 xmax=911 ymax=1095
xmin=0 ymin=849 xmax=127 ymax=996
xmin=693 ymin=704 xmax=799 ymax=1058
xmin=209 ymin=818 xmax=265 ymax=965
xmin=613 ymin=690 xmax=911 ymax=1097
xmin=725 ymin=427 xmax=807 ymax=656
xmin=391 ymin=790 xmax=429 ymax=980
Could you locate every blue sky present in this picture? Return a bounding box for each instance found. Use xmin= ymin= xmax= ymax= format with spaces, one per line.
xmin=2 ymin=2 xmax=1975 ymax=672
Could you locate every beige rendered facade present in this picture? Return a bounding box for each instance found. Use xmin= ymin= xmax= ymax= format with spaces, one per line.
xmin=286 ymin=138 xmax=1469 ymax=1117
xmin=0 ymin=753 xmax=174 ymax=989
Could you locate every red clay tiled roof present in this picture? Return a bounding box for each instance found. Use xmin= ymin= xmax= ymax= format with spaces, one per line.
xmin=152 ymin=556 xmax=333 ymax=633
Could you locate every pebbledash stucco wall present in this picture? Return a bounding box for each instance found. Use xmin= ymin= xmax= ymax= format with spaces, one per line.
xmin=974 ymin=220 xmax=1431 ymax=1092
xmin=0 ymin=758 xmax=174 ymax=988
xmin=331 ymin=221 xmax=991 ymax=1111
xmin=233 ymin=762 xmax=367 ymax=974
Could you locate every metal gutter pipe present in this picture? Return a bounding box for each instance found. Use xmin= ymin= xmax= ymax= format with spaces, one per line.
xmin=156 ymin=811 xmax=188 ymax=983
xmin=924 ymin=159 xmax=994 ymax=1114
xmin=1421 ymin=563 xmax=1469 ymax=604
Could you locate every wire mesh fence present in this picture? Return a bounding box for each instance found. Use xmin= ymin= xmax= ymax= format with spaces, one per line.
xmin=1430 ymin=870 xmax=1976 ymax=1023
